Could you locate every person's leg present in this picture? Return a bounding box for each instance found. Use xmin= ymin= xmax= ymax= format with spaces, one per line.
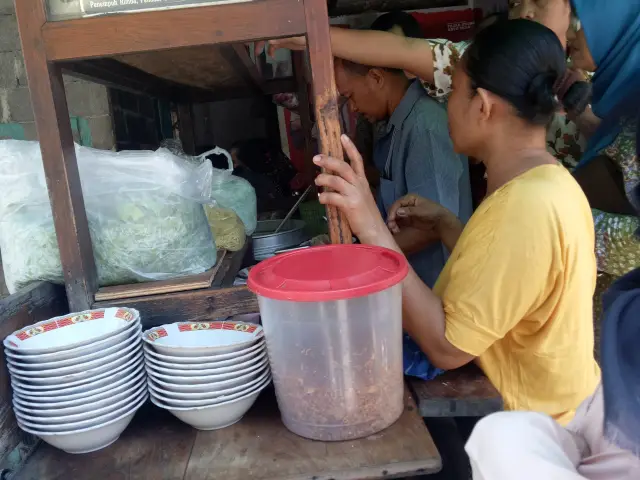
xmin=465 ymin=411 xmax=585 ymax=480
xmin=567 ymin=385 xmax=640 ymax=480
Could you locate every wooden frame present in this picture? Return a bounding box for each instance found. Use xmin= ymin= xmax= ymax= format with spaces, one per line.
xmin=14 ymin=0 xmax=351 ymax=315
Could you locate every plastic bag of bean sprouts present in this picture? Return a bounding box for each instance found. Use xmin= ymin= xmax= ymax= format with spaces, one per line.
xmin=0 ymin=140 xmax=217 ymax=293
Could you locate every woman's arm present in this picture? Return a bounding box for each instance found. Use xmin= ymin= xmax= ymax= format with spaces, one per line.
xmin=261 ymin=27 xmax=436 ymax=85
xmin=387 ymin=194 xmax=465 ymax=254
xmin=313 ymin=136 xmax=474 ymax=370
xmin=330 ymin=28 xmax=436 ymax=84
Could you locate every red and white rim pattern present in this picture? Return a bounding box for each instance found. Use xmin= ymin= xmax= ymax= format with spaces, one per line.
xmin=144 ymin=321 xmax=262 ymax=343
xmin=7 ymin=308 xmax=136 ymax=347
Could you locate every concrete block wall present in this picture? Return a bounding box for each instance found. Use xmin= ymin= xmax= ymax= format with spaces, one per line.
xmin=0 ymin=0 xmax=115 ymax=150
xmin=0 ymin=0 xmax=117 ymax=298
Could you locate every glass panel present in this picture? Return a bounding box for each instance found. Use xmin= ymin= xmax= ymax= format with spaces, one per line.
xmin=46 ymin=0 xmax=252 ymax=21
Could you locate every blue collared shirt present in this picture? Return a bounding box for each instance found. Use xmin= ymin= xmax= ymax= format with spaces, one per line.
xmin=374 ymin=79 xmax=472 ymax=289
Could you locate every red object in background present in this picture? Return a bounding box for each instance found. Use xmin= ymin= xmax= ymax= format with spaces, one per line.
xmin=412 ymin=8 xmax=482 ymax=42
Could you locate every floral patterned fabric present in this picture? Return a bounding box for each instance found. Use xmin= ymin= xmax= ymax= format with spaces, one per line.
xmin=421 ymin=39 xmax=588 ymax=169
xmin=593 ymin=120 xmax=640 ymax=277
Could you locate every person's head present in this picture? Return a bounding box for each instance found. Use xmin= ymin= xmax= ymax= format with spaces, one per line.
xmin=370 ymin=11 xmax=423 ymax=38
xmin=569 ymin=0 xmax=640 ymax=162
xmin=508 ymin=0 xmax=572 ymax=46
xmin=334 ymin=58 xmax=408 ymax=123
xmin=447 ymin=19 xmax=591 ymax=158
xmin=569 ymin=1 xmax=640 ymax=75
xmin=370 ymin=11 xmax=422 ymax=80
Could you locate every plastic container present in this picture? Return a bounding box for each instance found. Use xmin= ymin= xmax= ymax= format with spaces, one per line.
xmin=248 ymin=245 xmax=408 ymax=441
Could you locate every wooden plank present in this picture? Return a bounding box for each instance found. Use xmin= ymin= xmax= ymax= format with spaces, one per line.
xmin=93 ymin=251 xmax=228 ymax=302
xmin=220 ymin=44 xmax=264 ymax=93
xmin=292 ymin=51 xmax=316 ymax=184
xmin=409 ymin=364 xmax=503 ymax=418
xmin=303 ymin=0 xmax=352 ymax=244
xmin=212 ymin=241 xmax=250 ymax=288
xmin=0 ymin=282 xmax=68 ymax=474
xmin=184 ymin=386 xmax=441 ymax=480
xmin=14 ymin=406 xmax=197 ymax=480
xmin=177 ymin=103 xmax=197 ymax=156
xmin=92 ymin=286 xmax=258 ymax=328
xmin=60 ymin=58 xmax=176 ymax=99
xmin=16 ymin=388 xmax=439 ymax=480
xmin=117 ymin=45 xmax=241 ymax=91
xmin=62 ymin=58 xmax=296 ymax=103
xmin=328 ymin=0 xmax=468 ymax=16
xmin=41 ymin=0 xmax=307 ymax=61
xmin=15 ymin=0 xmax=98 ymax=311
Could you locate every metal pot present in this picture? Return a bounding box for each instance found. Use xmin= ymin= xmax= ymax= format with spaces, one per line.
xmin=252 ymin=219 xmax=309 ymax=261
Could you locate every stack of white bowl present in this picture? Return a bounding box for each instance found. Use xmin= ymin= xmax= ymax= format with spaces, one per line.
xmin=143 ymin=320 xmax=270 ymax=430
xmin=3 ymin=307 xmax=147 ymax=454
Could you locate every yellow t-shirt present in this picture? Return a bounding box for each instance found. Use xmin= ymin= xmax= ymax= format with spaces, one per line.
xmin=434 ymin=164 xmax=601 ymax=425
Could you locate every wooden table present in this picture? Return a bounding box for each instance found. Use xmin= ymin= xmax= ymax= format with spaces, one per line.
xmin=409 ymin=364 xmax=503 ymax=418
xmin=15 ymin=387 xmax=441 ymax=480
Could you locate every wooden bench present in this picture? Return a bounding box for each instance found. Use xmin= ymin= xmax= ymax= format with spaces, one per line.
xmin=409 ymin=364 xmax=503 ymax=418
xmin=15 ymin=387 xmax=441 ymax=480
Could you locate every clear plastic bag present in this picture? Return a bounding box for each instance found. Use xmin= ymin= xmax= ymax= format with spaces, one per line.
xmin=203 ymin=206 xmax=246 ymax=252
xmin=0 ymin=141 xmax=217 ymax=293
xmin=199 ymin=147 xmax=258 ymax=236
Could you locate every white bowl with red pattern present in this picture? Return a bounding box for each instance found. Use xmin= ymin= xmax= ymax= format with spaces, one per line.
xmin=142 ymin=320 xmax=264 ymax=357
xmin=149 ymin=378 xmax=270 ymax=430
xmin=144 ymin=356 xmax=269 ymax=386
xmin=6 ymin=324 xmax=142 ymax=370
xmin=4 ymin=307 xmax=140 ymax=355
xmin=142 ymin=339 xmax=265 ymax=366
xmin=17 ymin=391 xmax=148 ymax=454
xmin=149 ymin=370 xmax=271 ymax=406
xmin=143 ymin=349 xmax=268 ymax=378
xmin=4 ymin=307 xmax=148 ymax=454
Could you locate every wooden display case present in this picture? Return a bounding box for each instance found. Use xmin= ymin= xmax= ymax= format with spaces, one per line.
xmin=14 ymin=0 xmax=352 ymax=319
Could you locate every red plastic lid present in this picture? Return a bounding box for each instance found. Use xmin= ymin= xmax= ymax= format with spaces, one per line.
xmin=247 ymin=245 xmax=409 ymax=302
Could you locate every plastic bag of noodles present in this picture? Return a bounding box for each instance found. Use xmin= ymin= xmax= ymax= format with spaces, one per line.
xmin=199 ymin=147 xmax=257 ymax=236
xmin=0 ymin=141 xmax=217 ymax=293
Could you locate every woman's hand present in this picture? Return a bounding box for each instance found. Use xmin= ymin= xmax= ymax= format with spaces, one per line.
xmin=313 ymin=135 xmax=391 ymax=246
xmin=254 ymin=37 xmax=307 ymax=58
xmin=387 ymin=194 xmax=446 ymax=234
xmin=387 ymin=194 xmax=464 ymax=253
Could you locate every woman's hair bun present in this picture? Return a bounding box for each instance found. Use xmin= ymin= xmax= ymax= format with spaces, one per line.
xmin=526 ymin=72 xmax=560 ymax=122
xmin=561 ymin=81 xmax=592 ymax=116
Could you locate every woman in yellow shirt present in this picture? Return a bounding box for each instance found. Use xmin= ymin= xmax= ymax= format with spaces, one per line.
xmin=313 ymin=19 xmax=600 ymax=424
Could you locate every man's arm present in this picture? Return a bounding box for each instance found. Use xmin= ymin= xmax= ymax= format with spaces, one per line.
xmin=396 ymin=130 xmax=464 ymax=254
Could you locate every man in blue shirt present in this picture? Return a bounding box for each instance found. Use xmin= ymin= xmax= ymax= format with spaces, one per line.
xmin=334 ymin=58 xmax=472 ymax=382
xmin=334 ymin=59 xmax=472 ymax=288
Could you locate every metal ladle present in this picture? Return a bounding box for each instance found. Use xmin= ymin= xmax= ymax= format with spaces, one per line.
xmin=273 ymin=185 xmax=314 ymax=234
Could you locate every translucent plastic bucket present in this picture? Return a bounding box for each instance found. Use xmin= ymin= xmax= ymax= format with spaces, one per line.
xmin=248 ymin=245 xmax=408 ymax=441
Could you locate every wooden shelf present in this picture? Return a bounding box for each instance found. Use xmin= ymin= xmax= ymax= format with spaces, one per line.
xmin=15 ymin=386 xmax=441 ymax=480
xmin=92 ymin=242 xmax=256 ymax=326
xmin=15 ymin=0 xmax=351 ymax=318
xmin=40 ymin=0 xmax=306 ymax=61
xmin=93 ymin=251 xmax=229 ymax=303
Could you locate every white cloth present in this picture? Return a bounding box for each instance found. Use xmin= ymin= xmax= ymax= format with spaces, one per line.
xmin=466 ymin=384 xmax=640 ymax=480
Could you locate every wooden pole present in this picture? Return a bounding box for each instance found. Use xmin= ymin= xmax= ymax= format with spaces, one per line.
xmin=303 ymin=0 xmax=352 ymax=244
xmin=14 ymin=0 xmax=98 ymax=311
